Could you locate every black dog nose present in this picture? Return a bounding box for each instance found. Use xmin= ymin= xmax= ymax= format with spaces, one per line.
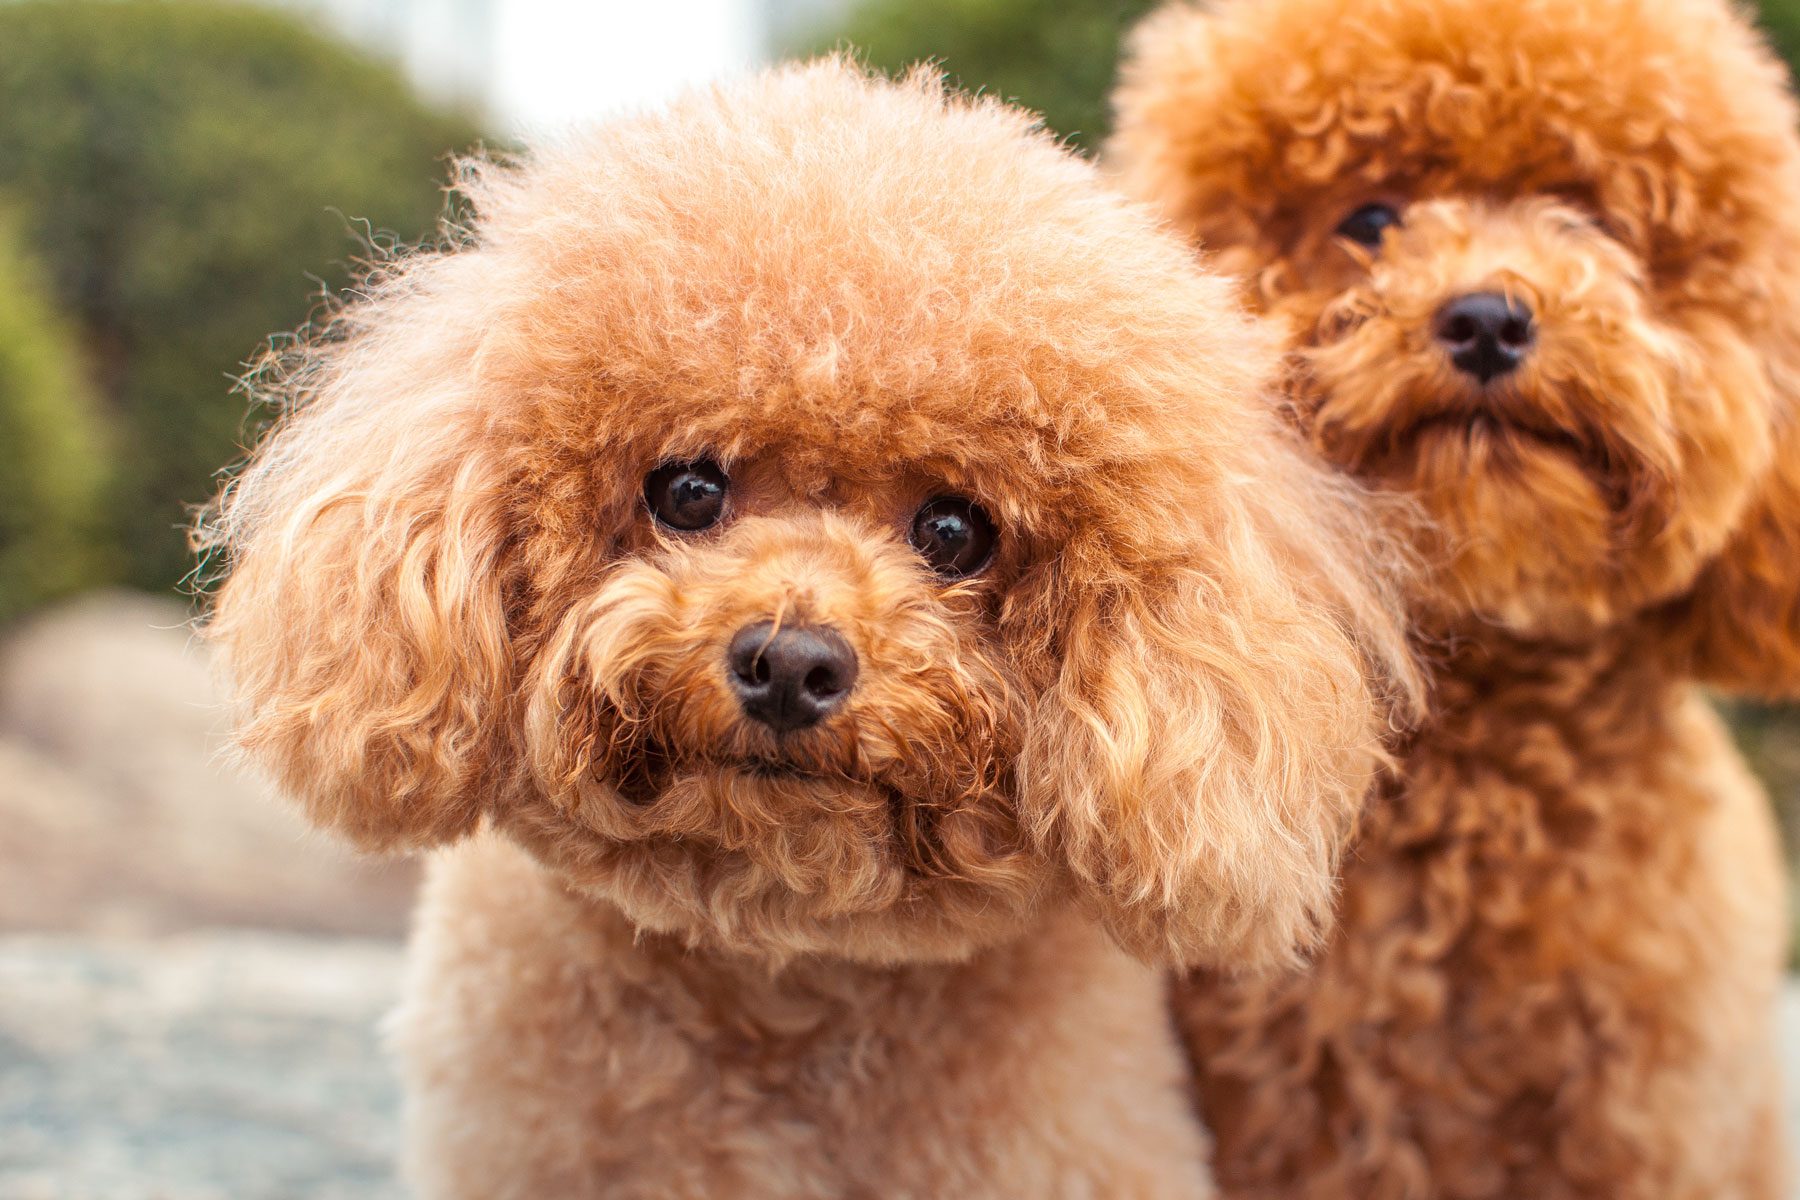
xmin=726 ymin=622 xmax=858 ymax=734
xmin=1435 ymin=292 xmax=1535 ymax=384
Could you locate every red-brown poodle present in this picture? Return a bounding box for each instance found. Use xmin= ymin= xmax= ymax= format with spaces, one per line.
xmin=200 ymin=61 xmax=1418 ymax=1198
xmin=1111 ymin=0 xmax=1800 ymax=1196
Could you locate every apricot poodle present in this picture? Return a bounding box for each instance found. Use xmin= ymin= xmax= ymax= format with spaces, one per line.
xmin=1112 ymin=0 xmax=1800 ymax=1195
xmin=200 ymin=61 xmax=1417 ymax=1198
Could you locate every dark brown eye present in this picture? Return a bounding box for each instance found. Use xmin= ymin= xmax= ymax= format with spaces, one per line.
xmin=909 ymin=496 xmax=996 ymax=579
xmin=644 ymin=459 xmax=728 ymax=531
xmin=1337 ymin=203 xmax=1403 ymax=249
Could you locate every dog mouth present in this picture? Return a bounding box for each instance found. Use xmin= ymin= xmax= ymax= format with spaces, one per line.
xmin=610 ymin=738 xmax=848 ymax=804
xmin=1400 ymin=408 xmax=1590 ymax=460
xmin=603 ymin=740 xmax=979 ymax=880
xmin=1364 ymin=398 xmax=1628 ymax=496
xmin=1363 ymin=398 xmax=1654 ymax=526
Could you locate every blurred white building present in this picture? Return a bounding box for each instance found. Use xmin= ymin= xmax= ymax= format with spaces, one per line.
xmin=266 ymin=0 xmax=850 ymax=135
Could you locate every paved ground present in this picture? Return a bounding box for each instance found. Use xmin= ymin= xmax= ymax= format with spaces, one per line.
xmin=0 ymin=934 xmax=404 ymax=1200
xmin=2 ymin=931 xmax=1798 ymax=1199
xmin=1788 ymin=986 xmax=1800 ymax=1166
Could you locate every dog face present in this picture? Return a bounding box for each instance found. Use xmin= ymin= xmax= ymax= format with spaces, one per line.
xmin=1112 ymin=0 xmax=1800 ymax=658
xmin=204 ymin=62 xmax=1417 ymax=965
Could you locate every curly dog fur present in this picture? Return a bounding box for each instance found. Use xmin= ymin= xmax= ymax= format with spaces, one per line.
xmin=201 ymin=61 xmax=1419 ymax=1198
xmin=1111 ymin=0 xmax=1800 ymax=1195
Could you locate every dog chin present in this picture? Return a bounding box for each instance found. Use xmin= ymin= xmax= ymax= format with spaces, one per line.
xmin=1388 ymin=419 xmax=1629 ymax=638
xmin=509 ymin=757 xmax=1044 ymax=964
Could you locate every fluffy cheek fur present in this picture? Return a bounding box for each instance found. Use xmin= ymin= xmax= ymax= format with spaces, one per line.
xmin=1289 ymin=201 xmax=1770 ymax=636
xmin=513 ymin=511 xmax=1043 ymax=963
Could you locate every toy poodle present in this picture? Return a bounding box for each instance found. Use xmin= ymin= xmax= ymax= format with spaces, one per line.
xmin=200 ymin=60 xmax=1418 ymax=1199
xmin=1111 ymin=0 xmax=1800 ymax=1195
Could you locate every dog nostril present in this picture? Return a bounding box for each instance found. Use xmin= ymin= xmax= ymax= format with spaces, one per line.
xmin=803 ymin=663 xmax=844 ymax=700
xmin=725 ymin=621 xmax=859 ymax=734
xmin=730 ymin=643 xmax=766 ymax=687
xmin=1440 ymin=313 xmax=1479 ymax=346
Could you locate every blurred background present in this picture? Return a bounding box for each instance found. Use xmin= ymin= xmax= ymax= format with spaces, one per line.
xmin=1 ymin=0 xmax=1798 ymax=1196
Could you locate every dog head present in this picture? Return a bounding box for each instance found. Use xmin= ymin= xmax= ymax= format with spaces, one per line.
xmin=1112 ymin=0 xmax=1800 ymax=679
xmin=203 ymin=61 xmax=1417 ymax=966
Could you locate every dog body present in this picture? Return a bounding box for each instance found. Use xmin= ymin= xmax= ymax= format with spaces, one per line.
xmin=397 ymin=836 xmax=1205 ymax=1200
xmin=1172 ymin=636 xmax=1786 ymax=1199
xmin=1112 ymin=0 xmax=1800 ymax=1195
xmin=206 ymin=62 xmax=1417 ymax=1198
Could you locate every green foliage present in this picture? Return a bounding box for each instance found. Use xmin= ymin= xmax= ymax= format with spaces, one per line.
xmin=0 ymin=0 xmax=479 ymax=590
xmin=0 ymin=218 xmax=109 ymax=625
xmin=790 ymin=0 xmax=1156 ymax=151
xmin=1755 ymin=0 xmax=1800 ymax=73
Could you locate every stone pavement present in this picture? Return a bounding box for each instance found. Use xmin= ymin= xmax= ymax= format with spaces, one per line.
xmin=0 ymin=934 xmax=404 ymax=1200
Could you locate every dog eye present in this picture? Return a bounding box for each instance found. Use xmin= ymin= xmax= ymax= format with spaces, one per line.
xmin=644 ymin=459 xmax=728 ymax=531
xmin=1337 ymin=203 xmax=1403 ymax=249
xmin=909 ymin=496 xmax=996 ymax=579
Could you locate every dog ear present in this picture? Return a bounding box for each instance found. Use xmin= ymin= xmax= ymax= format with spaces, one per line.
xmin=1668 ymin=409 xmax=1800 ymax=697
xmin=199 ymin=283 xmax=515 ymax=853
xmin=1654 ymin=256 xmax=1800 ymax=697
xmin=1017 ymin=431 xmax=1421 ymax=969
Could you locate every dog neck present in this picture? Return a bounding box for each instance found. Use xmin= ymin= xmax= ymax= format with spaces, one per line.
xmin=504 ymin=846 xmax=1100 ymax=1038
xmin=1411 ymin=621 xmax=1683 ymax=755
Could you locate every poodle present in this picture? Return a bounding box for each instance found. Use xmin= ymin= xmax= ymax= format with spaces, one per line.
xmin=199 ymin=61 xmax=1418 ymax=1199
xmin=1110 ymin=0 xmax=1800 ymax=1195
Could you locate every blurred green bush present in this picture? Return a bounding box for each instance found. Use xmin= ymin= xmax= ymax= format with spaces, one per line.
xmin=0 ymin=216 xmax=109 ymax=626
xmin=1757 ymin=0 xmax=1800 ymax=69
xmin=0 ymin=0 xmax=478 ymax=592
xmin=790 ymin=0 xmax=1156 ymax=151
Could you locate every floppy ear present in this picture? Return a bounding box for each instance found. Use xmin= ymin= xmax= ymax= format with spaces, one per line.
xmin=1658 ymin=254 xmax=1800 ymax=697
xmin=199 ymin=279 xmax=515 ymax=852
xmin=1018 ymin=436 xmax=1421 ymax=969
xmin=1671 ymin=410 xmax=1800 ymax=697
